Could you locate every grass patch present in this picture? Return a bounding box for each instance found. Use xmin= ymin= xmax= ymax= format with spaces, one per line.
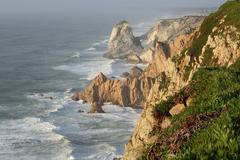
xmin=142 ymin=60 xmax=240 ymax=159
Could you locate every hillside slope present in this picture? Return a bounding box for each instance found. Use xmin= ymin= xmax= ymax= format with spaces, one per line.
xmin=122 ymin=1 xmax=240 ymax=159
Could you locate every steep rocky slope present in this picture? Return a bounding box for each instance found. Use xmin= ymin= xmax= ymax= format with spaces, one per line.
xmin=122 ymin=1 xmax=240 ymax=159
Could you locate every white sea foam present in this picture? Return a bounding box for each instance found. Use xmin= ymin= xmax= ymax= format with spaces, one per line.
xmin=87 ymin=47 xmax=96 ymax=51
xmin=0 ymin=117 xmax=74 ymax=160
xmin=53 ymin=58 xmax=114 ymax=80
xmin=25 ymin=86 xmax=141 ymax=160
xmin=101 ymin=39 xmax=108 ymax=44
xmin=93 ymin=42 xmax=101 ymax=46
xmin=47 ymin=100 xmax=141 ymax=160
xmin=71 ymin=52 xmax=81 ymax=58
xmin=93 ymin=39 xmax=108 ymax=47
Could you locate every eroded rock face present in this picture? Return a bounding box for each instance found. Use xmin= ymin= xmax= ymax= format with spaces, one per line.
xmin=200 ymin=25 xmax=240 ymax=66
xmin=122 ymin=47 xmax=189 ymax=160
xmin=144 ymin=16 xmax=205 ymax=47
xmin=105 ymin=16 xmax=204 ymax=64
xmin=73 ymin=72 xmax=155 ymax=112
xmin=104 ymin=21 xmax=143 ymax=59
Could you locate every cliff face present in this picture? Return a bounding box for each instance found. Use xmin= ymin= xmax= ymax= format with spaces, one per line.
xmin=143 ymin=16 xmax=204 ymax=47
xmin=123 ymin=1 xmax=240 ymax=159
xmin=133 ymin=16 xmax=204 ymax=64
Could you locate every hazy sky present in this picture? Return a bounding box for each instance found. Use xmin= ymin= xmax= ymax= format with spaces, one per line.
xmin=0 ymin=0 xmax=226 ymax=15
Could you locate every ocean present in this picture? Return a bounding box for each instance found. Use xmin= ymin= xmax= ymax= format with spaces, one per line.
xmin=0 ymin=6 xmax=216 ymax=160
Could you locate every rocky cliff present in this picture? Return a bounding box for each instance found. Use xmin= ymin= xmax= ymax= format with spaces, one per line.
xmin=129 ymin=16 xmax=204 ymax=64
xmin=104 ymin=21 xmax=143 ymax=59
xmin=123 ymin=1 xmax=240 ymax=159
xmin=73 ymin=16 xmax=204 ymax=113
xmin=104 ymin=17 xmax=204 ymax=63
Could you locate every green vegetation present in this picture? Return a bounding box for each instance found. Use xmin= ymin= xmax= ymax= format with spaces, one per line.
xmin=142 ymin=59 xmax=240 ymax=160
xmin=179 ymin=113 xmax=240 ymax=160
xmin=201 ymin=45 xmax=214 ymax=66
xmin=177 ymin=63 xmax=240 ymax=159
xmin=218 ymin=0 xmax=240 ymax=30
xmin=171 ymin=48 xmax=188 ymax=66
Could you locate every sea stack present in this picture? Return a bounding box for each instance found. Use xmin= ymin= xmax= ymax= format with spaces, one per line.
xmin=104 ymin=20 xmax=143 ymax=59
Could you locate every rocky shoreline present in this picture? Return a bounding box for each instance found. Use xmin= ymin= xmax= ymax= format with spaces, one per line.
xmin=72 ymin=16 xmax=205 ymax=113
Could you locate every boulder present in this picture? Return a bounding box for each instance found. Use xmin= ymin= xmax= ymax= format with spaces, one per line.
xmin=169 ymin=103 xmax=186 ymax=116
xmin=104 ymin=21 xmax=143 ymax=59
xmin=77 ymin=109 xmax=84 ymax=113
xmin=186 ymin=97 xmax=193 ymax=107
xmin=161 ymin=117 xmax=171 ymax=129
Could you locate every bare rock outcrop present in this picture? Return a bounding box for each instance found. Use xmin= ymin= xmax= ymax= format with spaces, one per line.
xmin=104 ymin=16 xmax=204 ymax=65
xmin=200 ymin=25 xmax=240 ymax=66
xmin=127 ymin=48 xmax=155 ymax=64
xmin=73 ymin=72 xmax=155 ymax=112
xmin=73 ymin=16 xmax=205 ymax=114
xmin=104 ymin=21 xmax=143 ymax=59
xmin=144 ymin=16 xmax=205 ymax=47
xmin=125 ymin=16 xmax=204 ymax=64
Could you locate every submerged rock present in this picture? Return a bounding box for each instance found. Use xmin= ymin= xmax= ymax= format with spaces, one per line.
xmin=77 ymin=109 xmax=84 ymax=113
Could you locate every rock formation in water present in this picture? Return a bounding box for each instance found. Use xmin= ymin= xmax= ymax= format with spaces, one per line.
xmin=73 ymin=72 xmax=155 ymax=113
xmin=73 ymin=16 xmax=204 ymax=113
xmin=104 ymin=21 xmax=143 ymax=59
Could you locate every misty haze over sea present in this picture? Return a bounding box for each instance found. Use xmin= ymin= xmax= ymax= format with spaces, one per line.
xmin=0 ymin=0 xmax=225 ymax=159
